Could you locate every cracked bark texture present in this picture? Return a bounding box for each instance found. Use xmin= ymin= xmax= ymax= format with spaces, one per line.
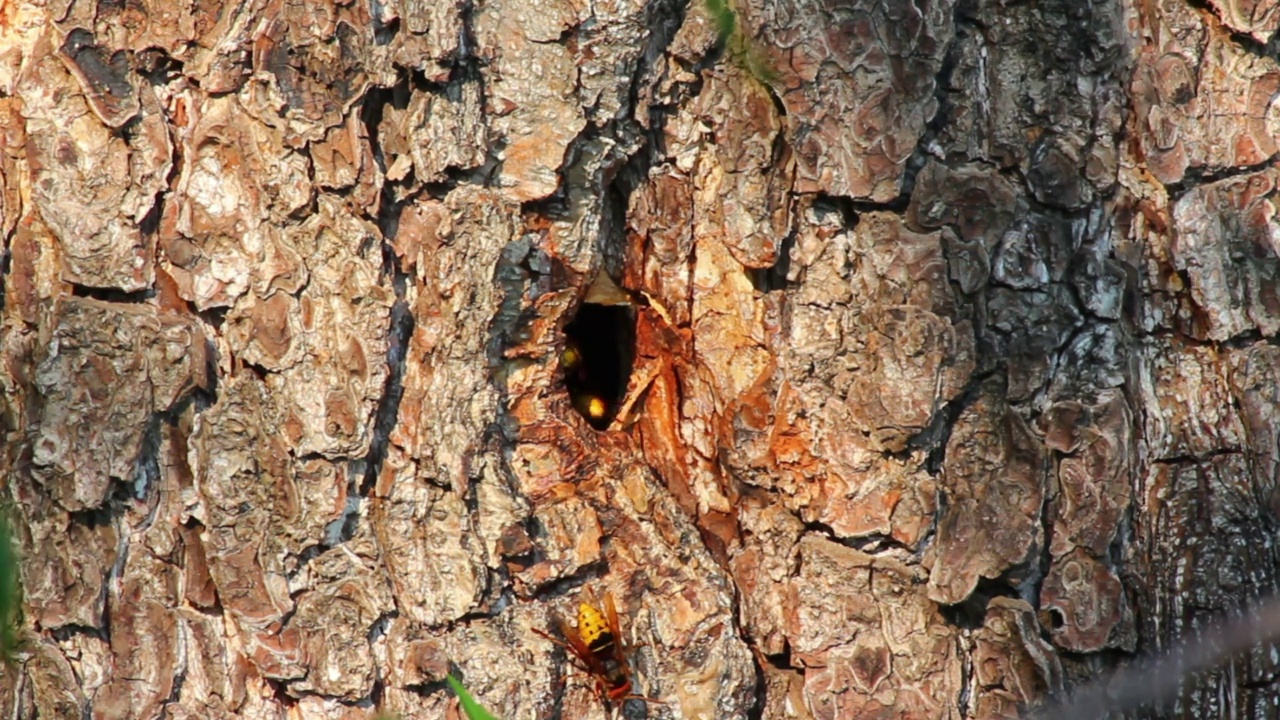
xmin=1 ymin=0 xmax=1279 ymax=718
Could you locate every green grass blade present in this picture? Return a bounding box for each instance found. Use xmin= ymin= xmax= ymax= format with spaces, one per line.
xmin=0 ymin=511 xmax=19 ymax=663
xmin=447 ymin=674 xmax=502 ymax=720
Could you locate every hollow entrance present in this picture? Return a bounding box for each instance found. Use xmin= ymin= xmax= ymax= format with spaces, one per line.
xmin=562 ymin=302 xmax=636 ymax=430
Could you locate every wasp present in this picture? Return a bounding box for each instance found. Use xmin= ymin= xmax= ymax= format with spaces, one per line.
xmin=561 ymin=341 xmax=586 ymax=379
xmin=534 ymin=591 xmax=660 ymax=709
xmin=562 ymin=339 xmax=611 ymax=428
xmin=571 ymin=389 xmax=610 ymax=425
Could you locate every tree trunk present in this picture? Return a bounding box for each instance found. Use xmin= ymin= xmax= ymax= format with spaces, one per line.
xmin=2 ymin=0 xmax=1278 ymax=718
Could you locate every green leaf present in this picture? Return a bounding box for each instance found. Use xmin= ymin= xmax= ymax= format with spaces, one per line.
xmin=0 ymin=510 xmax=19 ymax=663
xmin=447 ymin=674 xmax=502 ymax=720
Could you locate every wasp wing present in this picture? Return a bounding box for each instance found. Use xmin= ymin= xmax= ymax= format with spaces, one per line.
xmin=534 ymin=614 xmax=604 ymax=672
xmin=603 ymin=591 xmax=622 ymax=642
xmin=557 ymin=615 xmax=600 ymax=665
xmin=602 ymin=591 xmax=634 ymax=669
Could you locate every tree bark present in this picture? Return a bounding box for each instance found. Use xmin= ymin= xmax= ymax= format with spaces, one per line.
xmin=1 ymin=0 xmax=1278 ymax=718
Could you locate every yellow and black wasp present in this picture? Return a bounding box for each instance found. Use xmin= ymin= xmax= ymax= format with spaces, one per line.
xmin=561 ymin=338 xmax=612 ymax=428
xmin=533 ymin=591 xmax=661 ymax=709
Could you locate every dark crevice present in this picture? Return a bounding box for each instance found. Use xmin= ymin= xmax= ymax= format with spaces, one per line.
xmin=631 ymin=0 xmax=693 ymax=115
xmin=1165 ymin=154 xmax=1280 ymax=201
xmin=159 ymin=652 xmax=188 ymax=718
xmin=800 ymin=520 xmax=916 ymax=556
xmin=1133 ymin=325 xmax=1280 ymax=351
xmin=457 ymin=0 xmax=481 ymax=71
xmin=64 ymin=507 xmax=115 ymax=551
xmin=519 ymin=191 xmax=573 ymax=229
xmin=101 ymin=510 xmax=128 ymax=646
xmin=596 ymin=0 xmax=698 ymax=219
xmin=137 ymin=185 xmax=166 ymax=239
xmin=938 ymin=575 xmax=1025 ymax=629
xmin=195 ymin=305 xmax=229 ymax=332
xmin=240 ymin=359 xmax=271 ymax=383
xmin=600 ymin=169 xmax=634 ymax=282
xmin=743 ymin=649 xmax=768 ymax=720
xmin=134 ymin=47 xmax=183 ymax=85
xmin=129 ymin=415 xmax=165 ymax=531
xmin=1032 ymin=463 xmax=1057 ymax=616
xmin=371 ymin=13 xmax=398 ymax=47
xmin=459 ymin=469 xmax=496 ymax=609
xmin=485 ymin=242 xmax=547 ymax=454
xmin=531 ymin=645 xmax=569 ymax=720
xmin=749 ymin=225 xmax=796 ymax=293
xmin=1183 ymin=0 xmax=1272 ymax=57
xmin=285 ymin=180 xmax=322 ymax=221
xmin=192 ymin=335 xmax=220 ymax=410
xmin=522 ymin=555 xmax=611 ymax=605
xmin=900 ymin=2 xmax=966 ymax=190
xmin=401 ymin=676 xmax=452 ymax=698
xmin=287 ymin=544 xmax=327 ymax=584
xmin=352 ymin=69 xmax=415 ymax=527
xmin=956 ymin=649 xmax=973 ymax=718
xmin=846 ymin=190 xmax=914 ymax=216
xmin=358 ymin=297 xmax=413 ymax=501
xmin=1149 ymin=447 xmax=1243 ymax=466
xmin=0 ymin=243 xmax=9 ymax=313
xmin=328 ymin=474 xmax=361 ymax=545
xmin=453 ymin=606 xmax=515 ymax=631
xmin=366 ymin=610 xmax=395 ymax=647
xmin=359 ymin=78 xmax=410 ymax=178
xmin=423 ymin=153 xmax=504 ymax=197
xmin=266 ymin=676 xmax=294 ymax=708
xmin=1034 ymin=317 xmax=1101 ymax=406
xmin=747 ymin=127 xmax=800 ymax=291
xmin=758 ymin=68 xmax=787 ymax=120
xmin=48 ymin=623 xmax=108 ymax=643
xmin=367 ymin=676 xmax=387 ymax=716
xmin=810 ymin=193 xmax=861 ymax=229
xmin=59 ymin=29 xmax=134 ymax=120
xmin=69 ymin=284 xmax=154 ymax=303
xmin=902 ymin=367 xmax=998 ymax=474
xmin=151 ymin=86 xmax=188 ymax=282
xmin=761 ymin=643 xmax=793 ymax=671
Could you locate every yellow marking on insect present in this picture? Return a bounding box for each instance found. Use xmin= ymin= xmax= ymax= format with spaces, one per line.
xmin=577 ymin=602 xmax=611 ymax=649
xmin=561 ymin=345 xmax=582 ymax=372
xmin=572 ymin=391 xmax=609 ymax=421
xmin=585 ymin=396 xmax=607 ymax=419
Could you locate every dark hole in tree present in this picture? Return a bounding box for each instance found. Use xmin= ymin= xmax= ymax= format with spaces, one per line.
xmin=1047 ymin=607 xmax=1066 ymax=630
xmin=562 ymin=302 xmax=635 ymax=430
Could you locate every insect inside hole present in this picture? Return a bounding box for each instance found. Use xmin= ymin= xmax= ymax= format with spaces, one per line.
xmin=533 ymin=591 xmax=662 ymax=709
xmin=562 ymin=339 xmax=612 ymax=427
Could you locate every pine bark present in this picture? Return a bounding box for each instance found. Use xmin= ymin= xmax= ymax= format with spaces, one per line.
xmin=1 ymin=0 xmax=1278 ymax=718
